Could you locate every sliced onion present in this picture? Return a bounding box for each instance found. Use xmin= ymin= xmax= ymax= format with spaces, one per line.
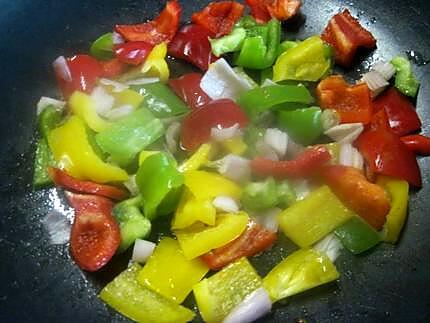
xmin=112 ymin=31 xmax=125 ymax=45
xmin=37 ymin=96 xmax=66 ymax=115
xmin=52 ymin=56 xmax=72 ymax=82
xmin=339 ymin=143 xmax=364 ymax=170
xmin=371 ymin=61 xmax=396 ymax=80
xmin=321 ymin=109 xmax=340 ymax=131
xmin=208 ymin=154 xmax=250 ymax=183
xmin=361 ymin=70 xmax=389 ymax=97
xmin=294 ymin=180 xmax=310 ymax=201
xmin=99 ymin=78 xmax=129 ymax=93
xmin=212 ymin=196 xmax=240 ymax=213
xmin=286 ymin=139 xmax=305 ymax=158
xmin=105 ymin=105 xmax=134 ymax=121
xmin=313 ymin=233 xmax=343 ymax=262
xmin=211 ymin=123 xmax=240 ymax=142
xmin=132 ymin=239 xmax=156 ymax=263
xmin=256 ymin=140 xmax=279 ymax=161
xmin=125 ymin=77 xmax=160 ymax=85
xmin=324 ymin=123 xmax=364 ymax=144
xmin=264 ymin=128 xmax=288 ymax=158
xmin=91 ymin=86 xmax=115 ymax=118
xmin=253 ymin=208 xmax=281 ymax=232
xmin=42 ymin=210 xmax=72 ymax=245
xmin=123 ymin=175 xmax=139 ymax=196
xmin=261 ymin=79 xmax=278 ymax=87
xmin=222 ymin=287 xmax=272 ymax=323
xmin=165 ymin=121 xmax=181 ymax=154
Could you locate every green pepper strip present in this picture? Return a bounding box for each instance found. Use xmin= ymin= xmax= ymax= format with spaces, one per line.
xmin=210 ymin=27 xmax=247 ymax=57
xmin=90 ymin=32 xmax=114 ymax=60
xmin=391 ymin=56 xmax=420 ymax=98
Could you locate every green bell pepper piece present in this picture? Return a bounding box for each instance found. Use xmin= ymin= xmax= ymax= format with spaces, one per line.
xmin=237 ymin=84 xmax=313 ymax=121
xmin=95 ymin=108 xmax=164 ymax=167
xmin=277 ymin=40 xmax=300 ymax=56
xmin=277 ymin=106 xmax=323 ymax=145
xmin=33 ymin=138 xmax=56 ymax=188
xmin=100 ymin=262 xmax=195 ymax=323
xmin=391 ymin=56 xmax=420 ymax=97
xmin=277 ymin=180 xmax=296 ymax=208
xmin=131 ymin=82 xmax=189 ymax=118
xmin=112 ymin=196 xmax=151 ymax=253
xmin=136 ymin=153 xmax=184 ymax=220
xmin=241 ymin=177 xmax=279 ymax=211
xmin=334 ymin=216 xmax=380 ymax=254
xmin=235 ymin=15 xmax=259 ymax=29
xmin=210 ymin=27 xmax=247 ymax=57
xmin=38 ymin=105 xmax=62 ymax=140
xmin=90 ymin=32 xmax=114 ymax=60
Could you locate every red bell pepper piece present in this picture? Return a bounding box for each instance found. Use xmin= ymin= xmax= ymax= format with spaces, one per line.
xmin=48 ymin=167 xmax=128 ymax=201
xmin=168 ymin=73 xmax=211 ymax=109
xmin=54 ymin=55 xmax=103 ymax=99
xmin=321 ymin=9 xmax=376 ymax=66
xmin=373 ymin=87 xmax=421 ymax=136
xmin=201 ymin=220 xmax=277 ymax=270
xmin=180 ymin=98 xmax=248 ymax=150
xmin=66 ymin=192 xmax=121 ymax=272
xmin=191 ymin=1 xmax=245 ymax=38
xmin=114 ymin=41 xmax=154 ymax=66
xmin=317 ymin=75 xmax=373 ymax=124
xmin=168 ymin=24 xmax=218 ymax=71
xmin=100 ymin=58 xmax=127 ymax=78
xmin=401 ymin=134 xmax=430 ymax=156
xmin=245 ymin=0 xmax=302 ymax=23
xmin=368 ymin=107 xmax=391 ymax=132
xmin=245 ymin=0 xmax=271 ymax=23
xmin=319 ymin=165 xmax=390 ymax=230
xmin=355 ymin=129 xmax=422 ymax=187
xmin=115 ymin=0 xmax=181 ymax=45
xmin=250 ymin=146 xmax=331 ymax=179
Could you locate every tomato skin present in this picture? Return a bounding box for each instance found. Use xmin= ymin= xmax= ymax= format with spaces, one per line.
xmin=66 ymin=192 xmax=121 ymax=272
xmin=180 ymin=99 xmax=248 ymax=150
xmin=169 ymin=73 xmax=211 ymax=110
xmin=114 ymin=41 xmax=154 ymax=66
xmin=100 ymin=58 xmax=127 ymax=78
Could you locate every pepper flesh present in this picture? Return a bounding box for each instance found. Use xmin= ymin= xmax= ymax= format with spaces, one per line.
xmin=391 ymin=56 xmax=420 ymax=97
xmin=401 ymin=134 xmax=430 ymax=156
xmin=140 ymin=42 xmax=170 ymax=83
xmin=168 ymin=73 xmax=212 ymax=109
xmin=114 ymin=41 xmax=154 ymax=66
xmin=90 ymin=32 xmax=114 ymax=60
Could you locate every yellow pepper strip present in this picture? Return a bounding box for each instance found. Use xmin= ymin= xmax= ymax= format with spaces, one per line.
xmin=68 ymin=91 xmax=112 ymax=132
xmin=138 ymin=150 xmax=160 ymax=166
xmin=184 ymin=170 xmax=242 ymax=200
xmin=193 ymin=258 xmax=262 ymax=323
xmin=141 ymin=42 xmax=170 ymax=83
xmin=48 ymin=116 xmax=128 ymax=183
xmin=172 ymin=189 xmax=216 ymax=229
xmin=376 ymin=176 xmax=409 ymax=243
xmin=175 ymin=213 xmax=249 ymax=259
xmin=278 ymin=185 xmax=355 ymax=248
xmin=324 ymin=142 xmax=340 ymax=164
xmin=178 ymin=143 xmax=214 ymax=173
xmin=263 ymin=248 xmax=339 ymax=302
xmin=221 ymin=136 xmax=248 ymax=155
xmin=111 ymin=88 xmax=144 ymax=109
xmin=137 ymin=237 xmax=209 ymax=304
xmin=100 ymin=262 xmax=195 ymax=323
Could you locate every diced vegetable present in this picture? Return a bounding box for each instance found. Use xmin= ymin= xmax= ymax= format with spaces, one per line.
xmin=391 ymin=56 xmax=420 ymax=97
xmin=241 ymin=177 xmax=279 ymax=211
xmin=361 ymin=70 xmax=389 ymax=97
xmin=207 ymin=154 xmax=251 ymax=182
xmin=37 ymin=96 xmax=66 ymax=116
xmin=38 ymin=105 xmax=63 ymax=140
xmin=178 ymin=143 xmax=214 ymax=173
xmin=140 ymin=42 xmax=170 ymax=83
xmin=114 ymin=41 xmax=153 ymax=66
xmin=132 ymin=239 xmax=156 ymax=263
xmin=338 ymin=143 xmax=363 ymax=170
xmin=324 ymin=123 xmax=363 ymax=143
xmin=401 ymin=134 xmax=430 ymax=156
xmin=33 ymin=138 xmax=56 ymax=188
xmin=212 ymin=196 xmax=240 ymax=213
xmin=371 ymin=60 xmax=396 ymax=80
xmin=312 ymin=233 xmax=343 ymax=262
xmin=90 ymin=33 xmax=114 ymax=60
xmin=169 ymin=73 xmax=211 ymax=109
xmin=210 ymin=27 xmax=247 ymax=57
xmin=245 ymin=0 xmax=302 ymax=23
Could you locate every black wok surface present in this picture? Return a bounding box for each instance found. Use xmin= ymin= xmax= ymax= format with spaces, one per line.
xmin=0 ymin=0 xmax=429 ymax=322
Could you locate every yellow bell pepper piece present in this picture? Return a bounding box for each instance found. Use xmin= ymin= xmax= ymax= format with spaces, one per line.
xmin=111 ymin=88 xmax=144 ymax=109
xmin=278 ymin=185 xmax=354 ymax=247
xmin=137 ymin=237 xmax=209 ymax=304
xmin=141 ymin=43 xmax=170 ymax=83
xmin=138 ymin=150 xmax=160 ymax=166
xmin=68 ymin=91 xmax=112 ymax=132
xmin=184 ymin=170 xmax=242 ymax=200
xmin=221 ymin=136 xmax=248 ymax=155
xmin=178 ymin=143 xmax=214 ymax=173
xmin=376 ymin=176 xmax=409 ymax=243
xmin=175 ymin=213 xmax=249 ymax=259
xmin=324 ymin=142 xmax=340 ymax=164
xmin=193 ymin=258 xmax=262 ymax=323
xmin=172 ymin=189 xmax=216 ymax=229
xmin=48 ymin=115 xmax=128 ymax=183
xmin=263 ymin=248 xmax=339 ymax=302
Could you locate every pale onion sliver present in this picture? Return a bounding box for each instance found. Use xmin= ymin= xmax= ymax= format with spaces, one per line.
xmin=36 ymin=96 xmax=66 ymax=115
xmin=99 ymin=78 xmax=129 ymax=92
xmin=132 ymin=239 xmax=156 ymax=263
xmin=313 ymin=233 xmax=343 ymax=263
xmin=105 ymin=105 xmax=134 ymax=121
xmin=212 ymin=196 xmax=240 ymax=213
xmin=52 ymin=56 xmax=72 ymax=82
xmin=339 ymin=143 xmax=364 ymax=170
xmin=361 ymin=70 xmax=389 ymax=97
xmin=165 ymin=121 xmax=181 ymax=154
xmin=91 ymin=86 xmax=115 ymax=118
xmin=125 ymin=77 xmax=160 ymax=85
xmin=112 ymin=31 xmax=125 ymax=45
xmin=324 ymin=123 xmax=364 ymax=144
xmin=371 ymin=61 xmax=396 ymax=80
xmin=211 ymin=123 xmax=240 ymax=142
xmin=253 ymin=208 xmax=281 ymax=233
xmin=210 ymin=154 xmax=251 ymax=183
xmin=264 ymin=128 xmax=288 ymax=158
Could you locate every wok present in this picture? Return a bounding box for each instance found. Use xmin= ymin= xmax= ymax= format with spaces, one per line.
xmin=0 ymin=0 xmax=429 ymax=322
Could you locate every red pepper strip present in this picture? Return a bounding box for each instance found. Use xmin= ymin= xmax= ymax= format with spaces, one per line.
xmin=192 ymin=1 xmax=245 ymax=38
xmin=401 ymin=135 xmax=430 ymax=156
xmin=115 ymin=0 xmax=181 ymax=45
xmin=355 ymin=129 xmax=422 ymax=187
xmin=66 ymin=192 xmax=120 ymax=272
xmin=168 ymin=24 xmax=218 ymax=71
xmin=245 ymin=0 xmax=271 ymax=23
xmin=48 ymin=167 xmax=128 ymax=201
xmin=100 ymin=58 xmax=127 ymax=78
xmin=114 ymin=41 xmax=154 ymax=66
xmin=250 ymin=146 xmax=331 ymax=179
xmin=319 ymin=165 xmax=390 ymax=230
xmin=245 ymin=0 xmax=302 ymax=23
xmin=368 ymin=107 xmax=391 ymax=132
xmin=180 ymin=99 xmax=248 ymax=150
xmin=168 ymin=73 xmax=211 ymax=109
xmin=54 ymin=55 xmax=103 ymax=99
xmin=201 ymin=220 xmax=277 ymax=270
xmin=321 ymin=9 xmax=376 ymax=66
xmin=317 ymin=75 xmax=373 ymax=124
xmin=373 ymin=87 xmax=421 ymax=136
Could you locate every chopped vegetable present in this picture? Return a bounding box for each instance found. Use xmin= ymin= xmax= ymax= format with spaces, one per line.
xmin=114 ymin=41 xmax=153 ymax=66
xmin=371 ymin=60 xmax=396 ymax=80
xmin=178 ymin=143 xmax=214 ymax=173
xmin=211 ymin=123 xmax=241 ymax=142
xmin=38 ymin=105 xmax=63 ymax=140
xmin=241 ymin=177 xmax=279 ymax=211
xmin=361 ymin=70 xmax=389 ymax=97
xmin=90 ymin=32 xmax=114 ymax=60
xmin=169 ymin=73 xmax=211 ymax=109
xmin=207 ymin=154 xmax=251 ymax=182
xmin=312 ymin=233 xmax=343 ymax=262
xmin=212 ymin=196 xmax=240 ymax=213
xmin=33 ymin=138 xmax=56 ymax=188
xmin=338 ymin=143 xmax=363 ymax=170
xmin=132 ymin=239 xmax=156 ymax=263
xmin=36 ymin=96 xmax=66 ymax=116
xmin=263 ymin=128 xmax=288 ymax=157
xmin=391 ymin=56 xmax=420 ymax=97
xmin=140 ymin=42 xmax=170 ymax=83
xmin=401 ymin=134 xmax=430 ymax=156
xmin=210 ymin=27 xmax=247 ymax=57
xmin=324 ymin=122 xmax=363 ymax=143
xmin=245 ymin=0 xmax=302 ymax=23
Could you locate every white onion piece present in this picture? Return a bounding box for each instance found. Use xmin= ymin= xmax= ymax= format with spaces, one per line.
xmin=361 ymin=70 xmax=389 ymax=97
xmin=42 ymin=210 xmax=72 ymax=245
xmin=125 ymin=77 xmax=160 ymax=85
xmin=211 ymin=123 xmax=240 ymax=142
xmin=165 ymin=121 xmax=181 ymax=154
xmin=256 ymin=140 xmax=279 ymax=161
xmin=321 ymin=109 xmax=340 ymax=131
xmin=261 ymin=79 xmax=278 ymax=87
xmin=286 ymin=139 xmax=305 ymax=158
xmin=52 ymin=56 xmax=72 ymax=82
xmin=112 ymin=31 xmax=125 ymax=45
xmin=339 ymin=143 xmax=364 ymax=170
xmin=132 ymin=239 xmax=156 ymax=263
xmin=200 ymin=58 xmax=254 ymax=101
xmin=213 ymin=196 xmax=240 ymax=213
xmin=99 ymin=78 xmax=129 ymax=92
xmin=313 ymin=233 xmax=343 ymax=262
xmin=324 ymin=123 xmax=364 ymax=144
xmin=91 ymin=86 xmax=115 ymax=118
xmin=264 ymin=128 xmax=288 ymax=158
xmin=209 ymin=154 xmax=250 ymax=183
xmin=371 ymin=61 xmax=396 ymax=80
xmin=105 ymin=105 xmax=134 ymax=121
xmin=123 ymin=175 xmax=139 ymax=196
xmin=36 ymin=96 xmax=66 ymax=115
xmin=294 ymin=180 xmax=310 ymax=201
xmin=222 ymin=287 xmax=272 ymax=323
xmin=253 ymin=208 xmax=281 ymax=232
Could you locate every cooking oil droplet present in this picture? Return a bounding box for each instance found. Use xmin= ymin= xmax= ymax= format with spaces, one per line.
xmin=406 ymin=50 xmax=429 ymax=66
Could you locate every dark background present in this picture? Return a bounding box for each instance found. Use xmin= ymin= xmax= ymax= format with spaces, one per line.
xmin=0 ymin=0 xmax=429 ymax=322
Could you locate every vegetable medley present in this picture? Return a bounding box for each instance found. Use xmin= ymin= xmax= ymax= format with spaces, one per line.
xmin=34 ymin=0 xmax=428 ymax=322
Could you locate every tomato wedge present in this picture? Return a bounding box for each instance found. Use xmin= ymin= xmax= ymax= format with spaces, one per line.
xmin=180 ymin=99 xmax=248 ymax=150
xmin=201 ymin=220 xmax=277 ymax=270
xmin=66 ymin=192 xmax=121 ymax=272
xmin=48 ymin=167 xmax=128 ymax=201
xmin=115 ymin=0 xmax=181 ymax=45
xmin=168 ymin=73 xmax=211 ymax=109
